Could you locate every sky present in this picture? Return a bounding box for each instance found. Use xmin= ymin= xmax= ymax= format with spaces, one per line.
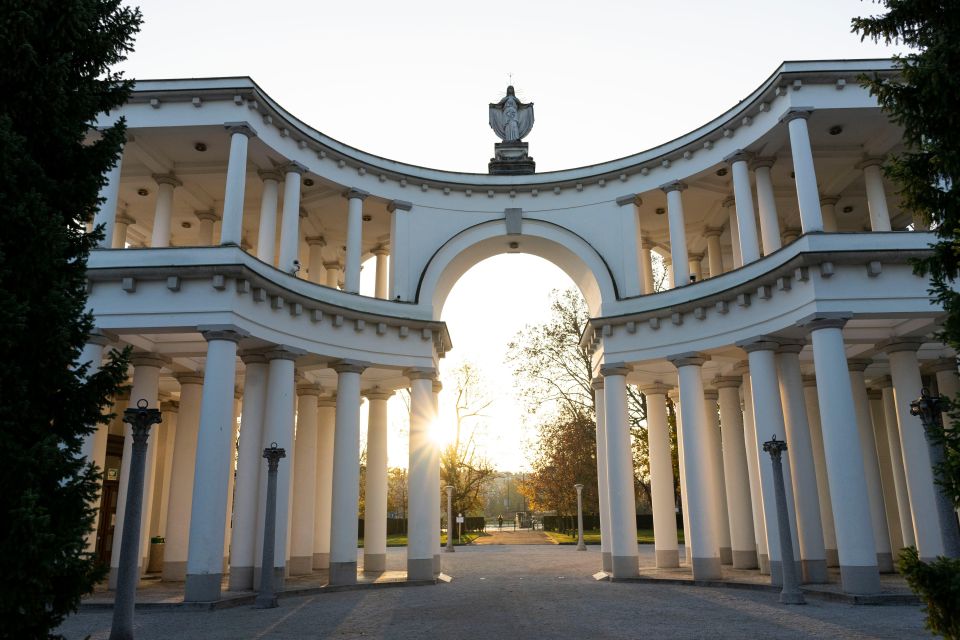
xmin=119 ymin=0 xmax=904 ymax=471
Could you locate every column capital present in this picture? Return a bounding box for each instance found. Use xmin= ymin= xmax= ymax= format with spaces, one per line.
xmin=600 ymin=362 xmax=631 ymax=377
xmin=732 ymin=360 xmax=750 ymax=376
xmin=879 ymin=338 xmax=924 ymax=354
xmin=688 ymin=252 xmax=704 ymax=261
xmin=878 ymin=374 xmax=893 ymax=387
xmin=857 ymin=156 xmax=886 ymax=170
xmin=668 ymin=352 xmax=709 ymax=368
xmin=258 ymin=168 xmax=282 ymax=183
xmin=317 ymin=393 xmax=337 ymax=408
xmin=264 ymin=345 xmax=305 ymax=361
xmin=640 ymin=238 xmax=657 ymax=250
xmin=224 ymin=121 xmax=257 ymax=138
xmin=615 ymin=193 xmax=642 ymax=207
xmin=796 ymin=312 xmax=852 ymax=332
xmin=432 ymin=380 xmax=443 ymax=394
xmin=152 ymin=173 xmax=182 ymax=188
xmin=779 ymin=108 xmax=814 ymax=125
xmin=372 ymin=244 xmax=390 ymax=256
xmin=305 ymin=235 xmax=326 ymax=247
xmin=750 ymin=156 xmax=776 ymax=170
xmin=387 ymin=199 xmax=412 ymax=212
xmin=703 ymin=226 xmax=723 ymax=239
xmin=85 ymin=329 xmax=112 ymax=347
xmin=659 ymin=180 xmax=687 ymax=194
xmin=867 ymin=388 xmax=883 ymax=400
xmin=330 ymin=359 xmax=369 ymax=375
xmin=736 ymin=337 xmax=780 ymax=354
xmin=343 ymin=187 xmax=370 ymax=201
xmin=721 ymin=195 xmax=736 ymax=209
xmin=801 ymin=374 xmax=817 ymax=387
xmin=819 ymin=195 xmax=840 ymax=207
xmin=712 ymin=376 xmax=741 ymax=390
xmin=198 ymin=324 xmax=249 ymax=343
xmin=404 ymin=367 xmax=437 ymax=381
xmin=775 ymin=339 xmax=806 ymax=355
xmin=130 ymin=353 xmax=170 ymax=369
xmin=362 ymin=388 xmax=395 ymax=401
xmin=703 ymin=388 xmax=719 ymax=402
xmin=240 ymin=350 xmax=268 ymax=365
xmin=723 ymin=149 xmax=751 ymax=165
xmin=282 ymin=161 xmax=308 ymax=176
xmin=115 ymin=211 xmax=136 ymax=225
xmin=640 ymin=382 xmax=672 ymax=396
xmin=928 ymin=357 xmax=959 ymax=373
xmin=591 ymin=377 xmax=604 ymax=390
xmin=195 ymin=209 xmax=219 ymax=223
xmin=296 ymin=383 xmax=322 ymax=397
xmin=176 ymin=372 xmax=205 ymax=386
xmin=160 ymin=400 xmax=180 ymax=412
xmin=847 ymin=358 xmax=873 ymax=372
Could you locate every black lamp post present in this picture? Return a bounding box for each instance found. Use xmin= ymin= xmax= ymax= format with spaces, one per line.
xmin=255 ymin=442 xmax=286 ymax=609
xmin=110 ymin=399 xmax=162 ymax=640
xmin=909 ymin=389 xmax=960 ymax=557
xmin=762 ymin=435 xmax=805 ymax=605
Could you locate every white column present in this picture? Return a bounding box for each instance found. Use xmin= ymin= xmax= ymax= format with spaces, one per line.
xmin=78 ymin=333 xmax=111 ymax=552
xmin=343 ymin=189 xmax=368 ymax=293
xmin=256 ymin=170 xmax=281 ymax=265
xmin=156 ymin=401 xmax=179 ymax=541
xmin=703 ymin=389 xmax=732 ymax=564
xmin=431 ymin=380 xmax=443 ymax=573
xmin=933 ymin=358 xmax=960 ymax=399
xmin=715 ymin=377 xmax=758 ymax=569
xmin=407 ymin=370 xmax=436 ymax=580
xmin=724 ymin=197 xmax=743 ymax=269
xmin=776 ymin=343 xmax=828 ymax=582
xmin=255 ymin=348 xmax=298 ymax=588
xmin=151 ymin=174 xmax=180 ymax=248
xmin=289 ymin=384 xmax=320 ymax=575
xmin=688 ymin=253 xmax=704 ymax=283
xmin=313 ymin=395 xmax=336 ymax=569
xmin=184 ymin=329 xmax=242 ymax=602
xmin=663 ymin=258 xmax=674 ymax=290
xmin=802 ymin=375 xmax=839 ymax=567
xmin=739 ymin=368 xmax=769 ymax=574
xmin=109 ymin=354 xmax=164 ymax=588
xmin=820 ymin=196 xmax=840 ymax=233
xmin=860 ymin=158 xmax=892 ymax=231
xmin=305 ymin=236 xmax=327 ymax=285
xmin=220 ymin=122 xmax=256 ymax=247
xmin=373 ymin=247 xmax=390 ymax=299
xmin=161 ymin=373 xmax=203 ymax=581
xmin=725 ymin=151 xmax=762 ymax=264
xmin=661 ymin=181 xmax=690 ymax=287
xmin=803 ymin=315 xmax=880 ymax=594
xmin=670 ymin=353 xmax=722 ymax=579
xmin=364 ymin=390 xmax=392 ymax=572
xmin=642 ymin=384 xmax=679 ymax=568
xmin=324 ymin=261 xmax=342 ymax=289
xmin=194 ymin=210 xmax=218 ymax=246
xmin=602 ymin=364 xmax=639 ymax=577
xmin=593 ymin=378 xmax=612 ymax=571
xmin=94 ymin=151 xmax=123 ymax=248
xmin=228 ymin=353 xmax=267 ymax=591
xmin=881 ymin=380 xmax=916 ymax=547
xmin=751 ymin=157 xmax=781 ymax=255
xmin=739 ymin=339 xmax=801 ymax=587
xmin=327 ymin=361 xmax=366 ymax=584
xmin=848 ymin=360 xmax=894 ymax=572
xmin=885 ymin=340 xmax=947 ymax=560
xmin=112 ymin=211 xmax=135 ymax=248
xmin=704 ymin=229 xmax=723 ymax=278
xmin=223 ymin=392 xmax=242 ymax=569
xmin=782 ymin=109 xmax=824 ymax=233
xmin=277 ymin=163 xmax=307 ymax=274
xmin=670 ymin=388 xmax=691 ymax=564
xmin=868 ymin=388 xmax=905 ymax=554
xmin=387 ymin=200 xmax=412 ymax=301
xmin=639 ymin=239 xmax=655 ymax=294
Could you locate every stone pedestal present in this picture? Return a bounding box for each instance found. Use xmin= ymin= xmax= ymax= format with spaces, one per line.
xmin=489 ymin=142 xmax=535 ymax=175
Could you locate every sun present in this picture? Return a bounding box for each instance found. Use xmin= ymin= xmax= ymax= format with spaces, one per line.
xmin=428 ymin=417 xmax=455 ymax=448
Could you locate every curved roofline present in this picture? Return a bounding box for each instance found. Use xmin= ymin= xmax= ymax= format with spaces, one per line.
xmin=130 ymin=58 xmax=896 ymax=186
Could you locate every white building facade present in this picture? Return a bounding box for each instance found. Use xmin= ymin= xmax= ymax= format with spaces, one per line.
xmin=79 ymin=59 xmax=957 ymax=601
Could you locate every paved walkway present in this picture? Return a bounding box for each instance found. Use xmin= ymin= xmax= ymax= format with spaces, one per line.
xmin=60 ymin=545 xmax=927 ymax=639
xmin=472 ymin=528 xmax=553 ymax=545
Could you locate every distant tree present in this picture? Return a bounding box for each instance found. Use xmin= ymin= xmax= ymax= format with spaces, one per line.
xmin=0 ymin=1 xmax=142 ymax=636
xmin=387 ymin=467 xmax=408 ymax=519
xmin=854 ymin=2 xmax=960 ymax=636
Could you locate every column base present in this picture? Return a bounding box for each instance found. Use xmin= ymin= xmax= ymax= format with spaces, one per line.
xmin=407 ymin=558 xmax=433 ymax=581
xmin=288 ymin=556 xmax=313 ymax=576
xmin=228 ymin=566 xmax=253 ymax=591
xmin=877 ymin=552 xmax=894 ymax=573
xmin=768 ymin=560 xmax=803 ymax=587
xmin=732 ymin=550 xmax=758 ymax=569
xmin=691 ymin=556 xmax=722 ymax=580
xmin=840 ymin=564 xmax=881 ymax=595
xmin=719 ymin=547 xmax=732 ymax=565
xmin=802 ymin=558 xmax=828 ymax=583
xmin=655 ymin=549 xmax=679 ymax=568
xmin=601 ymin=551 xmax=612 ymax=572
xmin=758 ymin=553 xmax=770 ymax=575
xmin=161 ymin=560 xmax=187 ymax=582
xmin=252 ymin=566 xmax=286 ymax=591
xmin=329 ymin=561 xmax=357 ymax=585
xmin=184 ymin=572 xmax=222 ymax=602
xmin=433 ymin=554 xmax=441 ymax=576
xmin=313 ymin=552 xmax=330 ymax=570
xmin=364 ymin=553 xmax=386 ymax=572
xmin=685 ymin=545 xmax=692 ymax=564
xmin=826 ymin=548 xmax=839 ymax=567
xmin=611 ymin=555 xmax=639 ymax=578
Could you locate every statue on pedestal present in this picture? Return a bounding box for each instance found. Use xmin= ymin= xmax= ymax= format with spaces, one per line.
xmin=488 ymin=85 xmax=536 ymax=175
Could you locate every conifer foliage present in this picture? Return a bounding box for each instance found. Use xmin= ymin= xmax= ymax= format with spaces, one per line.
xmin=0 ymin=1 xmax=141 ymax=636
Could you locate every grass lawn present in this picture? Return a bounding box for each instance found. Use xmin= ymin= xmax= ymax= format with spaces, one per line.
xmin=358 ymin=532 xmax=482 ymax=547
xmin=544 ymin=529 xmax=685 ymax=545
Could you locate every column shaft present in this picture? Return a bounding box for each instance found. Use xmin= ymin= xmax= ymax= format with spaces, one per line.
xmin=785 ymin=113 xmax=824 ymax=232
xmin=94 ymin=155 xmax=123 ymax=248
xmin=705 ymin=232 xmax=723 ymax=278
xmin=741 ymin=373 xmax=769 ymax=573
xmin=802 ymin=379 xmax=839 ymax=566
xmin=289 ymin=388 xmax=319 ymax=575
xmin=407 ymin=376 xmax=435 ymax=579
xmin=728 ymin=204 xmax=743 ymax=269
xmin=869 ymin=390 xmax=905 ymax=554
xmin=645 ymin=388 xmax=679 ymax=568
xmin=345 ymin=194 xmax=365 ymax=293
xmin=664 ymin=186 xmax=690 ymax=287
xmin=717 ymin=383 xmax=758 ymax=568
xmin=753 ymin=162 xmax=781 ymax=254
xmin=374 ymin=251 xmax=389 ymax=299
xmin=151 ymin=178 xmax=176 ymax=248
xmin=863 ymin=162 xmax=892 ymax=231
xmin=820 ymin=197 xmax=839 ymax=233
xmin=328 ymin=364 xmax=364 ymax=584
xmin=703 ymin=391 xmax=732 ymax=564
xmin=314 ymin=398 xmax=336 ymax=568
xmin=882 ymin=384 xmax=916 ymax=547
xmin=220 ymin=126 xmax=253 ymax=246
xmin=639 ymin=242 xmax=655 ymax=294
xmin=364 ymin=394 xmax=390 ymax=572
xmin=729 ymin=157 xmax=761 ymax=263
xmin=277 ymin=168 xmax=303 ymax=273
xmin=256 ymin=174 xmax=280 ymax=265
xmin=594 ymin=381 xmax=613 ymax=571
xmin=603 ymin=367 xmax=638 ymax=577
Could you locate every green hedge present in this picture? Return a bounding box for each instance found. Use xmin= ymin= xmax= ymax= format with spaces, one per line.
xmin=541 ymin=513 xmax=684 ymax=532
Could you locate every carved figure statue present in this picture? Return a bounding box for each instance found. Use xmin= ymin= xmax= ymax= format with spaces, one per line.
xmin=489 ymin=86 xmax=534 ymax=142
